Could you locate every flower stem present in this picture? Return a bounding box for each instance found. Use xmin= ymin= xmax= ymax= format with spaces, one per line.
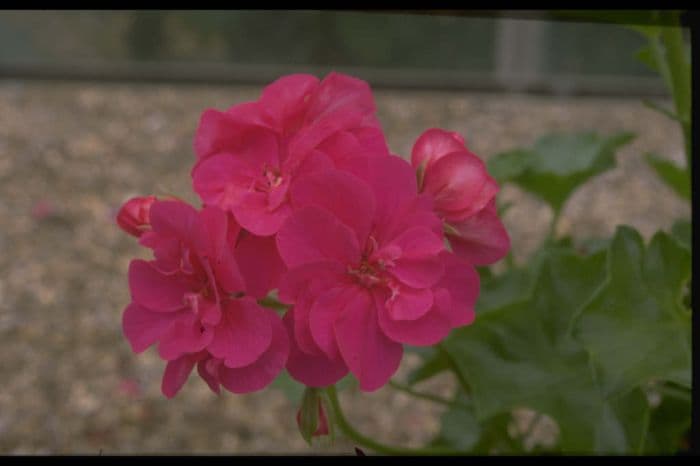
xmin=324 ymin=385 xmax=461 ymax=456
xmin=388 ymin=380 xmax=471 ymax=410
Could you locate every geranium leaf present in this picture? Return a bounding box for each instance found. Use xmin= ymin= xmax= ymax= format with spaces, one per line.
xmin=488 ymin=132 xmax=635 ymax=213
xmin=645 ymin=153 xmax=690 ymax=200
xmin=572 ymin=226 xmax=691 ymax=397
xmin=442 ymin=248 xmax=649 ymax=452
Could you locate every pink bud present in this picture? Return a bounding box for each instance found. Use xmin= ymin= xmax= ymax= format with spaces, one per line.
xmin=296 ymin=399 xmax=329 ymax=439
xmin=116 ymin=195 xmax=156 ymax=237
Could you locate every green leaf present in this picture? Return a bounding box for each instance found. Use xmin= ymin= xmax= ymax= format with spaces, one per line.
xmin=642 ymin=99 xmax=681 ymax=121
xmin=643 ymin=392 xmax=691 ymax=454
xmin=489 ymin=132 xmax=635 ymax=213
xmin=635 ymin=45 xmax=659 ymax=72
xmin=671 ymin=218 xmax=690 ymax=251
xmin=405 ymin=347 xmax=451 ymax=386
xmin=645 ymin=153 xmax=690 ymax=200
xmin=443 ymin=249 xmax=649 ymax=452
xmin=475 ymin=267 xmax=536 ymax=315
xmin=572 ymin=226 xmax=691 ymax=397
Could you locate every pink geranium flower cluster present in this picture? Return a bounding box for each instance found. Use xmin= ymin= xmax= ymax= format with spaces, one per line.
xmin=117 ymin=72 xmax=509 ymax=398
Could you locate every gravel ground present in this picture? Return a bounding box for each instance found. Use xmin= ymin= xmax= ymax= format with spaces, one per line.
xmin=0 ymin=80 xmax=689 ymax=454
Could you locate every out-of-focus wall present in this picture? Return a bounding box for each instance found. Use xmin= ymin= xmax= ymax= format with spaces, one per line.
xmin=0 ymin=11 xmax=670 ymax=95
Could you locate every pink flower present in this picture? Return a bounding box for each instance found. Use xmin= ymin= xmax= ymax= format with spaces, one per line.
xmin=276 ymin=156 xmax=479 ymax=392
xmin=122 ymin=199 xmax=288 ymax=397
xmin=116 ymin=195 xmax=156 ymax=238
xmin=411 ymin=128 xmax=510 ymax=266
xmin=191 ymin=72 xmax=390 ymax=236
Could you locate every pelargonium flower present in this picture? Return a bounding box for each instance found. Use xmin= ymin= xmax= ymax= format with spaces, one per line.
xmin=121 ymin=199 xmax=288 ymax=397
xmin=411 ymin=128 xmax=510 ymax=266
xmin=276 ymin=155 xmax=479 ymax=391
xmin=191 ymin=72 xmax=390 ymax=236
xmin=116 ymin=195 xmax=156 ymax=237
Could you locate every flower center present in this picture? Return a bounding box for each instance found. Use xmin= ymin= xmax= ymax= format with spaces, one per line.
xmin=346 ymin=236 xmax=393 ymax=289
xmin=254 ymin=165 xmax=284 ymax=192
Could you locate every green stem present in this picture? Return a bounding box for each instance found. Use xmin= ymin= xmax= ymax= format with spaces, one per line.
xmin=325 ymin=385 xmax=461 ymax=456
xmin=547 ymin=208 xmax=561 ymax=242
xmin=388 ymin=380 xmax=471 ymax=410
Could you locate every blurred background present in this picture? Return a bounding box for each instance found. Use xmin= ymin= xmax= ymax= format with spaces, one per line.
xmin=0 ymin=10 xmax=689 ymax=454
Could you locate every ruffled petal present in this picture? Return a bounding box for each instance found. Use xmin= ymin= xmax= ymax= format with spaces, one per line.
xmin=234 ymin=233 xmax=287 ymax=299
xmin=218 ymin=308 xmax=289 ymax=393
xmin=411 ymin=128 xmax=466 ymax=169
xmin=283 ymin=309 xmax=348 ymax=388
xmin=433 ymin=252 xmax=479 ymax=327
xmin=158 ymin=313 xmax=214 ymax=360
xmin=233 ymin=191 xmax=292 ymax=237
xmin=448 ymin=200 xmax=511 ymax=266
xmin=276 ymin=206 xmax=361 ymax=268
xmin=122 ymin=302 xmax=181 ymax=353
xmin=161 ymin=353 xmax=202 ymax=398
xmin=290 ymin=169 xmax=376 ymax=244
xmin=386 ymin=286 xmax=433 ymax=321
xmin=128 ymin=260 xmax=191 ymax=312
xmin=207 ymin=297 xmax=273 ymax=368
xmin=334 ymin=293 xmax=403 ymax=392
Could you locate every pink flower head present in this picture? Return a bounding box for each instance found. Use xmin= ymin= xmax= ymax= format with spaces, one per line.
xmin=411 ymin=128 xmax=510 ymax=266
xmin=116 ymin=195 xmax=157 ymax=237
xmin=276 ymin=155 xmax=479 ymax=392
xmin=123 ymin=199 xmax=288 ymax=397
xmin=191 ymin=72 xmax=390 ymax=236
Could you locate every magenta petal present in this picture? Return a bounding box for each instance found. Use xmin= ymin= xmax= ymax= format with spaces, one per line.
xmin=128 ymin=260 xmax=190 ymax=312
xmin=161 ymin=353 xmax=200 ymax=398
xmin=213 ymin=247 xmax=246 ymax=295
xmin=218 ymin=308 xmax=289 ymax=393
xmin=305 ymin=72 xmax=376 ymax=124
xmin=434 ymin=252 xmax=479 ymax=327
xmin=411 ymin=128 xmax=466 ymax=169
xmin=259 ymin=74 xmax=319 ymax=131
xmin=389 ymin=256 xmax=445 ymax=289
xmin=233 ymin=191 xmax=292 ymax=237
xmin=340 ymin=155 xmax=417 ymax=225
xmin=378 ymin=303 xmax=451 ymax=347
xmin=158 ymin=313 xmax=213 ymax=360
xmin=293 ymin=288 xmax=323 ymax=354
xmin=276 ymin=206 xmax=361 ymax=268
xmin=284 ymin=309 xmax=349 ymax=388
xmin=122 ymin=302 xmax=180 ymax=353
xmin=448 ymin=200 xmax=511 ymax=266
xmin=197 ymin=357 xmax=222 ymax=395
xmin=277 ymin=260 xmax=347 ymax=303
xmin=208 ymin=297 xmax=273 ymax=368
xmin=423 ymin=151 xmax=498 ymax=218
xmin=194 ymin=108 xmax=271 ymax=161
xmin=387 ymin=226 xmax=445 ymax=259
xmin=309 ymin=287 xmax=360 ymax=360
xmin=149 ymin=200 xmax=198 ymax=241
xmin=334 ymin=294 xmax=403 ymax=392
xmin=235 ymin=234 xmax=287 ymax=299
xmin=387 ymin=286 xmax=433 ymax=320
xmin=192 ymin=153 xmax=253 ymax=214
xmin=193 ymin=205 xmax=228 ymax=261
xmin=290 ymin=169 xmax=376 ymax=243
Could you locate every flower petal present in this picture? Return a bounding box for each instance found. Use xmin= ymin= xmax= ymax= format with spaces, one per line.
xmin=411 ymin=128 xmax=466 ymax=169
xmin=233 ymin=191 xmax=292 ymax=236
xmin=334 ymin=293 xmax=403 ymax=392
xmin=276 ymin=206 xmax=361 ymax=268
xmin=309 ymin=286 xmax=363 ymax=360
xmin=234 ymin=233 xmax=287 ymax=299
xmin=434 ymin=252 xmax=479 ymax=327
xmin=128 ymin=260 xmax=191 ymax=312
xmin=422 ymin=151 xmax=498 ymax=218
xmin=149 ymin=200 xmax=198 ymax=242
xmin=197 ymin=357 xmax=222 ymax=395
xmin=192 ymin=153 xmax=254 ymax=213
xmin=208 ymin=297 xmax=273 ymax=368
xmin=161 ymin=353 xmax=201 ymax=398
xmin=290 ymin=169 xmax=376 ymax=243
xmin=218 ymin=308 xmax=289 ymax=393
xmin=377 ymin=300 xmax=452 ymax=347
xmin=448 ymin=200 xmax=511 ymax=266
xmin=122 ymin=302 xmax=180 ymax=353
xmin=158 ymin=313 xmax=214 ymax=360
xmin=389 ymin=256 xmax=445 ymax=289
xmin=284 ymin=309 xmax=348 ymax=387
xmin=386 ymin=286 xmax=433 ymax=321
